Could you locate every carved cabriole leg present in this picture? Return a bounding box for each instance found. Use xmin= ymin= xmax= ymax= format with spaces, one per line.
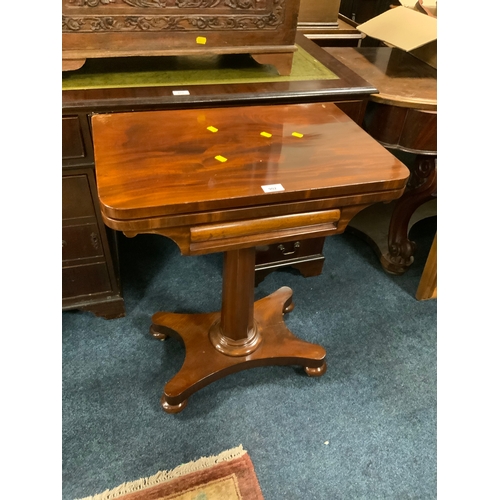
xmin=150 ymin=247 xmax=327 ymax=414
xmin=250 ymin=52 xmax=294 ymax=76
xmin=381 ymin=155 xmax=437 ymax=275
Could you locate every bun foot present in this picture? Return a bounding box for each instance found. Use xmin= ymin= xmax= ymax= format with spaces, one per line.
xmin=150 ymin=323 xmax=176 ymax=341
xmin=283 ymin=291 xmax=294 ymax=314
xmin=161 ymin=394 xmax=188 ymax=414
xmin=149 ymin=324 xmax=167 ymax=340
xmin=305 ymin=361 xmax=327 ymax=377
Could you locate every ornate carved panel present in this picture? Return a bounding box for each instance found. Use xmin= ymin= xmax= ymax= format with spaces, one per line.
xmin=62 ymin=0 xmax=286 ymax=32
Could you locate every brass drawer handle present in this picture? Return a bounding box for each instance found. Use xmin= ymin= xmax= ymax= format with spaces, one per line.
xmin=90 ymin=232 xmax=99 ymax=250
xmin=278 ymin=241 xmax=300 ymax=256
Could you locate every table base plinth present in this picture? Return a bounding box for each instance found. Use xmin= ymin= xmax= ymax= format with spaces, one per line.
xmin=150 ymin=286 xmax=327 ymax=413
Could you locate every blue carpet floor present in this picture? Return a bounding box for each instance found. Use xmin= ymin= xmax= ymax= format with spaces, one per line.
xmin=62 ymin=217 xmax=437 ymax=499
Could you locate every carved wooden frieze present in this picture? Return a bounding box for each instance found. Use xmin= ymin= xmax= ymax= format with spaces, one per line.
xmin=67 ymin=0 xmax=259 ymax=7
xmin=63 ymin=0 xmax=285 ymax=32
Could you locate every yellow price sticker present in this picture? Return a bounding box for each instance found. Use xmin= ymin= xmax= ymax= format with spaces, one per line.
xmin=260 ymin=131 xmax=272 ymax=138
xmin=292 ymin=132 xmax=303 ymax=138
xmin=215 ymin=155 xmax=227 ymax=162
xmin=196 ymin=36 xmax=207 ymax=45
xmin=207 ymin=126 xmax=218 ymax=133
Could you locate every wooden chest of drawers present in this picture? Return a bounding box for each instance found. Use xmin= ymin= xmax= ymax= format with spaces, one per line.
xmin=62 ymin=0 xmax=301 ymax=75
xmin=62 ymin=114 xmax=125 ymax=319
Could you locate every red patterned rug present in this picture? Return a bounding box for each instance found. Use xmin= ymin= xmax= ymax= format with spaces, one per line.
xmin=78 ymin=445 xmax=264 ymax=500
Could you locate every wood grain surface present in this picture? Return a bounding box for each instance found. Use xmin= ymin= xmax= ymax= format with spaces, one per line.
xmin=323 ymin=47 xmax=437 ymax=110
xmin=92 ymin=101 xmax=409 ymax=222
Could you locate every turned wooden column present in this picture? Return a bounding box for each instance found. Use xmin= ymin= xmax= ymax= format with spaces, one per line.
xmin=210 ymin=248 xmax=263 ymax=356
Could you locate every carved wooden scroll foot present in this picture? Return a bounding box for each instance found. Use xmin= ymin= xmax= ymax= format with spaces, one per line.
xmin=381 ymin=155 xmax=437 ymax=275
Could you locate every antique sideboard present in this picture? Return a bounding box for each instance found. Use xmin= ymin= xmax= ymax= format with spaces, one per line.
xmin=62 ymin=34 xmax=377 ymax=319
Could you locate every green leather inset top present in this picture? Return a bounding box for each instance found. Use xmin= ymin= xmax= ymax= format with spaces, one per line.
xmin=62 ymin=46 xmax=338 ymax=91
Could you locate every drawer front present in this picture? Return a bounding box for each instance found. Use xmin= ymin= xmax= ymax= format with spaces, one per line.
xmin=256 ymin=237 xmax=325 ymax=265
xmin=62 ymin=175 xmax=96 ymax=220
xmin=62 ymin=262 xmax=112 ymax=299
xmin=62 ymin=116 xmax=86 ymax=160
xmin=399 ymin=108 xmax=437 ymax=154
xmin=363 ymin=102 xmax=408 ymax=146
xmin=62 ymin=223 xmax=104 ymax=262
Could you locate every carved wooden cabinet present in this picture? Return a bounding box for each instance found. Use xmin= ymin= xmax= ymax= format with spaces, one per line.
xmin=62 ymin=114 xmax=126 ymax=319
xmin=62 ymin=0 xmax=301 ymax=75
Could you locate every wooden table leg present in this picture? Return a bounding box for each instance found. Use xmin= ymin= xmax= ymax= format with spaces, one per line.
xmin=416 ymin=233 xmax=437 ymax=301
xmin=150 ymin=247 xmax=327 ymax=413
xmin=381 ymin=155 xmax=437 ymax=275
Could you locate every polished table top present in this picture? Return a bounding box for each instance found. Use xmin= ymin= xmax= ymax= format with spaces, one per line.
xmin=93 ymin=101 xmax=409 ymax=227
xmin=323 ymin=47 xmax=437 ymax=110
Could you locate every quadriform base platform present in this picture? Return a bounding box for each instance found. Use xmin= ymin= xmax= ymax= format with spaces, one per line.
xmin=92 ymin=102 xmax=409 ymax=413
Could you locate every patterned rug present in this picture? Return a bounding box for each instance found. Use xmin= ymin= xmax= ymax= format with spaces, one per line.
xmin=78 ymin=445 xmax=264 ymax=500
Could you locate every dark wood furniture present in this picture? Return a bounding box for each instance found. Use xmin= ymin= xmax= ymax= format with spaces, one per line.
xmin=92 ymin=102 xmax=409 ymax=412
xmin=324 ymin=47 xmax=437 ymax=279
xmin=62 ymin=116 xmax=125 ymax=319
xmin=62 ymin=0 xmax=302 ymax=75
xmin=62 ymin=34 xmax=378 ymax=318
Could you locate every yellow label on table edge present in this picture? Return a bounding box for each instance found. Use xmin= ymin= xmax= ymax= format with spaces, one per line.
xmin=196 ymin=36 xmax=207 ymax=45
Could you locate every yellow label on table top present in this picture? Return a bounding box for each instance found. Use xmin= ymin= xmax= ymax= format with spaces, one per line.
xmin=260 ymin=131 xmax=272 ymax=138
xmin=207 ymin=126 xmax=218 ymax=133
xmin=215 ymin=155 xmax=227 ymax=162
xmin=292 ymin=132 xmax=303 ymax=138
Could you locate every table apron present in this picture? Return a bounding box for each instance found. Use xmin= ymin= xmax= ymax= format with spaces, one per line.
xmin=117 ymin=200 xmax=406 ymax=255
xmin=100 ymin=187 xmax=406 ymax=234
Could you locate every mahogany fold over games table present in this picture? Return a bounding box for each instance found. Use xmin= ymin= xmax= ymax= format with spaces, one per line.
xmin=92 ymin=101 xmax=409 ymax=413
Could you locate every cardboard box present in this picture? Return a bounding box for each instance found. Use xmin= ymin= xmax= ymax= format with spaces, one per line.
xmin=356 ymin=1 xmax=437 ymax=69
